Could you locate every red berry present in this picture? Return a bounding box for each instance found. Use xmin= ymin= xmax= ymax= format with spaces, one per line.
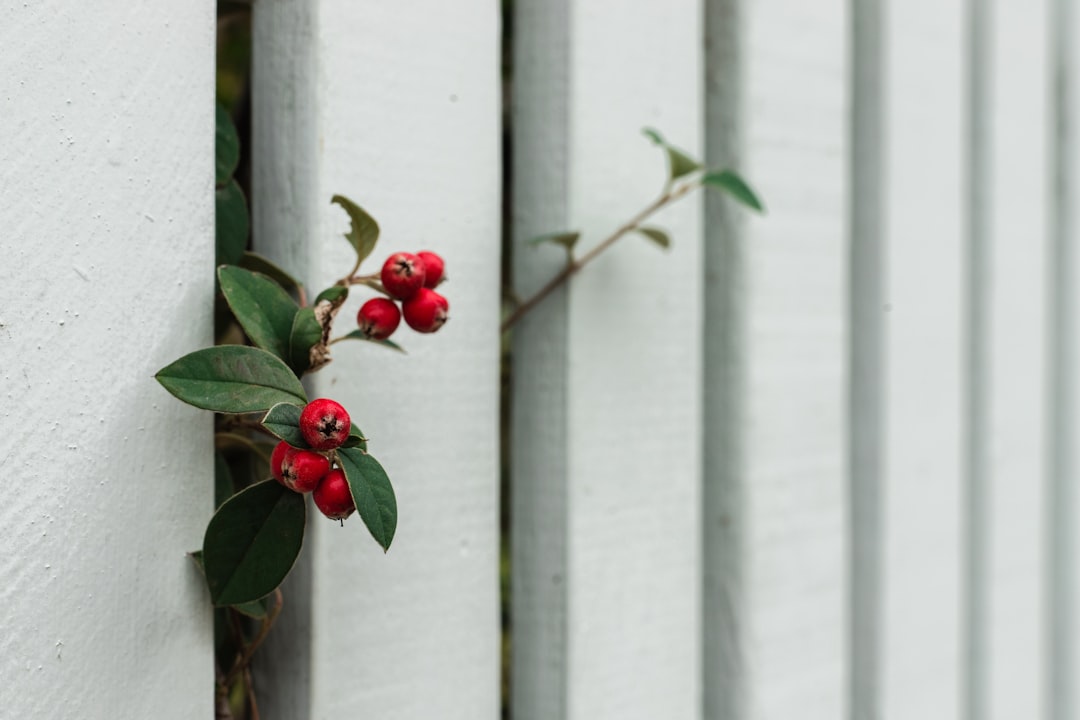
xmin=417 ymin=251 xmax=445 ymax=288
xmin=299 ymin=398 xmax=352 ymax=450
xmin=380 ymin=252 xmax=427 ymax=300
xmin=402 ymin=288 xmax=449 ymax=333
xmin=357 ymin=297 xmax=401 ymax=340
xmin=313 ymin=468 xmax=355 ymax=521
xmin=281 ymin=449 xmax=331 ymax=493
xmin=270 ymin=441 xmax=291 ymax=485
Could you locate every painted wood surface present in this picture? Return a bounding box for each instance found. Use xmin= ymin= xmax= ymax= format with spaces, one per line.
xmin=0 ymin=2 xmax=215 ymax=717
xmin=252 ymin=1 xmax=502 ymax=718
xmin=977 ymin=0 xmax=1050 ymax=718
xmin=511 ymin=1 xmax=704 ymax=719
xmin=703 ymin=1 xmax=849 ymax=719
xmin=880 ymin=2 xmax=966 ymax=717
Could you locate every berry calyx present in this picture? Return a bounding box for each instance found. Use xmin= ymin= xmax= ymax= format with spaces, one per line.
xmin=271 ymin=440 xmax=292 ymax=486
xmin=313 ymin=468 xmax=355 ymax=521
xmin=380 ymin=252 xmax=427 ymax=300
xmin=281 ymin=449 xmax=331 ymax=493
xmin=299 ymin=398 xmax=352 ymax=450
xmin=403 ymin=288 xmax=449 ymax=333
xmin=357 ymin=297 xmax=401 ymax=340
xmin=417 ymin=251 xmax=445 ymax=288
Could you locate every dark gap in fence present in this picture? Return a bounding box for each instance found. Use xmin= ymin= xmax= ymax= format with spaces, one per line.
xmin=500 ymin=1 xmax=514 ymax=718
xmin=962 ymin=2 xmax=992 ymax=719
xmin=1048 ymin=0 xmax=1076 ymax=717
xmin=848 ymin=0 xmax=884 ymax=718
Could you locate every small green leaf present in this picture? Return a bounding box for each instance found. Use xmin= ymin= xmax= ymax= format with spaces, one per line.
xmin=218 ymin=266 xmax=299 ymax=360
xmin=331 ymin=195 xmax=380 ymax=267
xmin=239 ymin=252 xmax=302 ymax=292
xmin=215 ymin=452 xmax=234 ymax=509
xmin=667 ymin=148 xmax=702 ymax=179
xmin=260 ymin=402 xmax=309 ymax=448
xmin=642 ymin=127 xmax=665 ymax=145
xmin=337 ymin=447 xmax=397 ymax=551
xmin=215 ymin=103 xmax=240 ymax=186
xmin=231 ymin=596 xmax=272 ymax=619
xmin=314 ymin=286 xmax=348 ymax=306
xmin=702 ymin=170 xmax=766 ymax=213
xmin=288 ymin=308 xmax=323 ymax=374
xmin=216 ymin=181 xmax=249 ymax=266
xmin=635 ymin=226 xmax=671 ymax=249
xmin=341 ymin=425 xmax=369 ymax=451
xmin=340 ymin=329 xmax=406 ymax=353
xmin=156 ymin=345 xmax=307 ymax=413
xmin=528 ymin=231 xmax=581 ymax=251
xmin=203 ymin=480 xmax=306 ymax=606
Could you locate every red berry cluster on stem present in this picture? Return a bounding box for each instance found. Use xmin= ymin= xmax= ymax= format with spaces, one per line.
xmin=356 ymin=250 xmax=449 ymax=339
xmin=272 ymin=398 xmax=357 ymax=521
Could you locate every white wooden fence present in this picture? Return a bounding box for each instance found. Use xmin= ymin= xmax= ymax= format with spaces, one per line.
xmin=2 ymin=1 xmax=1077 ymax=719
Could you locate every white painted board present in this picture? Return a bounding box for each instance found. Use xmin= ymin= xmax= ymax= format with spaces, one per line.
xmin=980 ymin=0 xmax=1050 ymax=717
xmin=0 ymin=2 xmax=215 ymax=718
xmin=880 ymin=2 xmax=966 ymax=717
xmin=512 ymin=0 xmax=703 ymax=718
xmin=252 ymin=1 xmax=502 ymax=718
xmin=703 ymin=1 xmax=849 ymax=719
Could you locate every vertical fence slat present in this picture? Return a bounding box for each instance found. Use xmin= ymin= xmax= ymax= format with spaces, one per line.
xmin=0 ymin=2 xmax=215 ymax=717
xmin=703 ymin=1 xmax=849 ymax=719
xmin=512 ymin=1 xmax=703 ymax=718
xmin=253 ymin=1 xmax=502 ymax=718
xmin=879 ymin=2 xmax=966 ymax=717
xmin=977 ymin=0 xmax=1050 ymax=717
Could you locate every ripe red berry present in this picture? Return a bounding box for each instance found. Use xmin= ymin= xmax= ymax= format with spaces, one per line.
xmin=380 ymin=252 xmax=427 ymax=300
xmin=402 ymin=288 xmax=449 ymax=333
xmin=270 ymin=440 xmax=292 ymax=485
xmin=417 ymin=251 xmax=445 ymax=288
xmin=299 ymin=398 xmax=352 ymax=450
xmin=281 ymin=449 xmax=331 ymax=493
xmin=313 ymin=468 xmax=356 ymax=521
xmin=357 ymin=297 xmax=401 ymax=340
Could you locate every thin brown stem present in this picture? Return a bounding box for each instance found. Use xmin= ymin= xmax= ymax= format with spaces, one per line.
xmin=501 ymin=181 xmax=699 ymax=333
xmin=222 ymin=590 xmax=284 ymax=691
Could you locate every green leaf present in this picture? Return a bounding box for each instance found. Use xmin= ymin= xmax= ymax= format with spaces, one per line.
xmin=331 ymin=195 xmax=380 ymax=267
xmin=215 ymin=103 xmax=240 ymax=186
xmin=239 ymin=252 xmax=302 ymax=292
xmin=528 ymin=231 xmax=580 ymax=251
xmin=641 ymin=126 xmax=702 ymax=180
xmin=231 ymin=597 xmax=271 ymax=619
xmin=216 ymin=180 xmax=249 ymax=266
xmin=702 ymin=170 xmax=766 ymax=213
xmin=667 ymin=148 xmax=702 ymax=179
xmin=217 ymin=266 xmax=299 ymax=360
xmin=340 ymin=330 xmax=406 ymax=353
xmin=341 ymin=425 xmax=369 ymax=451
xmin=203 ymin=480 xmax=306 ymax=606
xmin=634 ymin=226 xmax=671 ymax=249
xmin=260 ymin=402 xmax=310 ymax=449
xmin=156 ymin=345 xmax=307 ymax=413
xmin=337 ymin=447 xmax=397 ymax=551
xmin=289 ymin=308 xmax=323 ymax=374
xmin=214 ymin=452 xmax=234 ymax=509
xmin=314 ymin=285 xmax=348 ymax=306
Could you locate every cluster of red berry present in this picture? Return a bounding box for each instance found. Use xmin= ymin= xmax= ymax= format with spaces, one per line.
xmin=357 ymin=250 xmax=449 ymax=339
xmin=270 ymin=398 xmax=356 ymax=520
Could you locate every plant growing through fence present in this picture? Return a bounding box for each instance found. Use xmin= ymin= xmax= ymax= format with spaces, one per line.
xmin=502 ymin=127 xmax=763 ymax=332
xmin=155 ymin=104 xmax=450 ymax=718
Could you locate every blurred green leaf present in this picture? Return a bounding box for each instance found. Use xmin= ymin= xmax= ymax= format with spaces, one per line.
xmin=214 ymin=452 xmax=235 ymax=509
xmin=340 ymin=330 xmax=406 ymax=353
xmin=642 ymin=126 xmax=702 ymax=180
xmin=215 ymin=103 xmax=240 ymax=187
xmin=634 ymin=226 xmax=671 ymax=249
xmin=239 ymin=252 xmax=302 ymax=293
xmin=702 ymin=170 xmax=765 ymax=213
xmin=315 ymin=286 xmax=348 ymax=306
xmin=528 ymin=231 xmax=580 ymax=251
xmin=289 ymin=308 xmax=323 ymax=374
xmin=216 ymin=181 xmax=249 ymax=266
xmin=331 ymin=195 xmax=380 ymax=268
